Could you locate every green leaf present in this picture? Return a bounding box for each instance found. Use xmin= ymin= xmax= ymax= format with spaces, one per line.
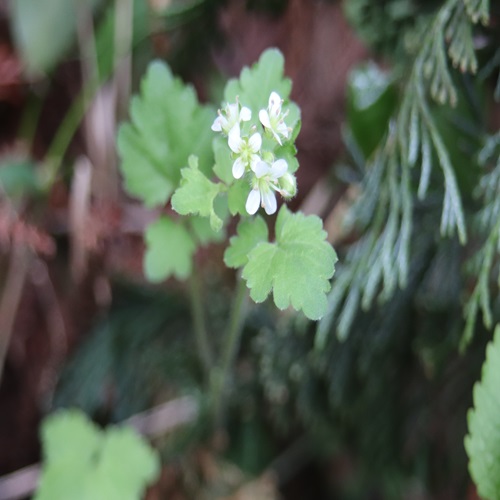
xmin=96 ymin=427 xmax=159 ymax=498
xmin=347 ymin=62 xmax=398 ymax=158
xmin=0 ymin=159 xmax=40 ymax=199
xmin=465 ymin=325 xmax=500 ymax=500
xmin=223 ymin=49 xmax=299 ymax=134
xmin=228 ymin=180 xmax=251 ymax=216
xmin=274 ymin=143 xmax=299 ymax=174
xmin=190 ymin=216 xmax=225 ymax=245
xmin=224 ymin=49 xmax=291 ymax=110
xmin=35 ymin=409 xmax=160 ymax=500
xmin=213 ymin=135 xmax=234 ymax=184
xmin=171 ymin=156 xmax=224 ymax=231
xmin=224 ymin=217 xmax=268 ymax=268
xmin=144 ymin=217 xmax=196 ymax=282
xmin=117 ymin=61 xmax=214 ymax=207
xmin=94 ymin=0 xmax=151 ymax=81
xmin=11 ymin=0 xmax=101 ymax=74
xmin=242 ymin=207 xmax=337 ymax=320
xmin=41 ymin=410 xmax=101 ymax=466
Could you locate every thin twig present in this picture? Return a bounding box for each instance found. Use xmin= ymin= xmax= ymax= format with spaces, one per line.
xmin=114 ymin=0 xmax=134 ymax=119
xmin=30 ymin=258 xmax=68 ymax=408
xmin=0 ymin=243 xmax=31 ymax=387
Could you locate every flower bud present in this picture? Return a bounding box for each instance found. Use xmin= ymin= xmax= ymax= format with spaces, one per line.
xmin=278 ymin=172 xmax=297 ymax=199
xmin=262 ymin=151 xmax=274 ymax=164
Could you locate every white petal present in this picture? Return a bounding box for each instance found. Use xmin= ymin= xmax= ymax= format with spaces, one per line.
xmin=211 ymin=116 xmax=222 ymax=132
xmin=227 ymin=103 xmax=238 ymax=121
xmin=254 ymin=160 xmax=271 ymax=178
xmin=250 ymin=154 xmax=262 ymax=173
xmin=277 ymin=121 xmax=290 ymax=138
xmin=269 ymin=91 xmax=282 ymax=116
xmin=240 ymin=106 xmax=251 ymax=121
xmin=248 ymin=132 xmax=262 ymax=152
xmin=271 ymin=130 xmax=282 ymax=146
xmin=270 ymin=159 xmax=288 ymax=179
xmin=262 ymin=190 xmax=277 ymax=215
xmin=228 ymin=124 xmax=242 ymax=153
xmin=232 ymin=157 xmax=245 ymax=179
xmin=259 ymin=109 xmax=271 ymax=128
xmin=246 ymin=189 xmax=261 ymax=215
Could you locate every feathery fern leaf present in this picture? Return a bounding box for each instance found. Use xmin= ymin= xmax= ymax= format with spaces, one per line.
xmin=462 ymin=134 xmax=500 ymax=349
xmin=319 ymin=0 xmax=489 ymax=342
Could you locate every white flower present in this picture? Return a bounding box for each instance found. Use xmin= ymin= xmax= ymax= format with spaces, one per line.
xmin=228 ymin=124 xmax=262 ymax=179
xmin=246 ymin=159 xmax=288 ymax=215
xmin=211 ymin=101 xmax=252 ymax=134
xmin=258 ymin=91 xmax=290 ymax=145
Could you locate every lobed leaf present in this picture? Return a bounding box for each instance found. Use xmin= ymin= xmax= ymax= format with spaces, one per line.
xmin=224 ymin=216 xmax=268 ymax=269
xmin=35 ymin=409 xmax=160 ymax=500
xmin=144 ymin=217 xmax=196 ymax=282
xmin=465 ymin=325 xmax=500 ymax=500
xmin=224 ymin=49 xmax=291 ymax=111
xmin=223 ymin=49 xmax=300 ymax=135
xmin=117 ymin=61 xmax=214 ymax=207
xmin=227 ymin=181 xmax=251 ymax=216
xmin=190 ymin=216 xmax=226 ymax=246
xmin=213 ymin=135 xmax=234 ymax=185
xmin=41 ymin=409 xmax=101 ymax=466
xmin=171 ymin=156 xmax=224 ymax=231
xmin=242 ymin=207 xmax=337 ymax=320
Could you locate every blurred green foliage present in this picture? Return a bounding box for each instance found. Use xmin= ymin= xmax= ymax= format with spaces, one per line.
xmin=35 ymin=409 xmax=160 ymax=500
xmin=7 ymin=0 xmax=499 ymax=498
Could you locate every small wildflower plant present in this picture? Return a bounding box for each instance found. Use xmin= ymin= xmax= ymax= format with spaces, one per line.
xmin=118 ymin=49 xmax=337 ymax=321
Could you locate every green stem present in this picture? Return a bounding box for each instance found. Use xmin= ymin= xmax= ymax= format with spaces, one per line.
xmin=189 ymin=272 xmax=213 ymax=377
xmin=43 ymin=84 xmax=98 ymax=186
xmin=211 ymin=274 xmax=248 ymax=424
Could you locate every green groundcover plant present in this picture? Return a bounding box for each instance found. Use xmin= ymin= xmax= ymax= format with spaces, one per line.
xmin=6 ymin=0 xmax=500 ymax=498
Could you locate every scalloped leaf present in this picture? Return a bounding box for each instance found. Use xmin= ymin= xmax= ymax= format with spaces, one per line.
xmin=242 ymin=206 xmax=337 ymax=320
xmin=223 ymin=48 xmax=300 ymax=135
xmin=228 ymin=180 xmax=251 ymax=216
xmin=224 ymin=49 xmax=291 ymax=110
xmin=190 ymin=216 xmax=226 ymax=246
xmin=144 ymin=217 xmax=196 ymax=282
xmin=213 ymin=135 xmax=233 ymax=185
xmin=35 ymin=409 xmax=160 ymax=500
xmin=117 ymin=61 xmax=214 ymax=207
xmin=224 ymin=216 xmax=268 ymax=269
xmin=465 ymin=325 xmax=500 ymax=500
xmin=171 ymin=156 xmax=224 ymax=231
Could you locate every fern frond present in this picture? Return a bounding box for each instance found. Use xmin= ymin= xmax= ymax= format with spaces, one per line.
xmin=463 ymin=0 xmax=490 ymax=25
xmin=419 ymin=0 xmax=484 ymax=106
xmin=318 ymin=0 xmax=488 ymax=343
xmin=478 ymin=48 xmax=500 ymax=102
xmin=462 ymin=134 xmax=500 ymax=349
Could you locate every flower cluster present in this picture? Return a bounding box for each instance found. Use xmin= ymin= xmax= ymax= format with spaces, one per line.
xmin=212 ymin=92 xmax=296 ymax=215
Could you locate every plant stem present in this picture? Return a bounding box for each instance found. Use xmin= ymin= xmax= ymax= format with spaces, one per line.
xmin=211 ymin=274 xmax=248 ymax=424
xmin=44 ymin=85 xmax=98 ymax=185
xmin=0 ymin=244 xmax=31 ymax=387
xmin=189 ymin=272 xmax=213 ymax=377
